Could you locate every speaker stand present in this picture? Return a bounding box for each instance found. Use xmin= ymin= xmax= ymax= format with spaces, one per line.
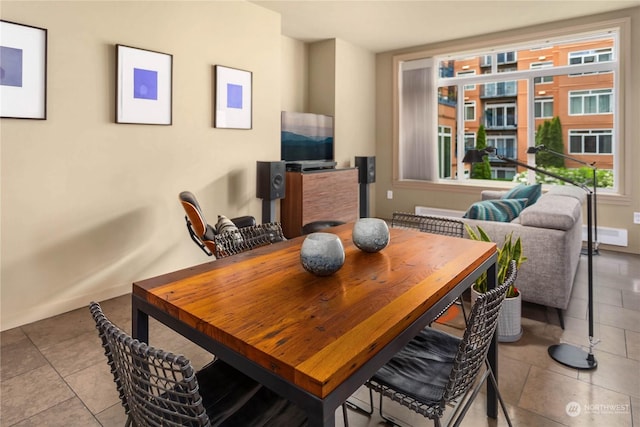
xmin=261 ymin=199 xmax=276 ymax=224
xmin=359 ymin=183 xmax=370 ymax=218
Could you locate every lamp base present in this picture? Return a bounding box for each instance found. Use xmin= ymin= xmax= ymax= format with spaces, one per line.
xmin=548 ymin=343 xmax=597 ymax=370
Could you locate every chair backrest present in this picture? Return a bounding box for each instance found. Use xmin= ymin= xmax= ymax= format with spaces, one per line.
xmin=89 ymin=302 xmax=210 ymax=427
xmin=391 ymin=212 xmax=464 ymax=238
xmin=443 ymin=260 xmax=517 ymax=402
xmin=214 ymin=222 xmax=286 ymax=258
xmin=180 ymin=191 xmax=209 ymax=238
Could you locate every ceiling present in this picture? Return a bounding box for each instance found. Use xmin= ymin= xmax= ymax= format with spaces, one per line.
xmin=249 ymin=0 xmax=640 ymax=53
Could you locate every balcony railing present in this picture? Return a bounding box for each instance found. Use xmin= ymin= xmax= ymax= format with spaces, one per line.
xmin=481 ymin=81 xmax=517 ymax=98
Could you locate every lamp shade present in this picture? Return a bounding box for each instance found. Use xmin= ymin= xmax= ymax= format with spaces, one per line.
xmin=462 ymin=149 xmax=487 ymax=164
xmin=527 ymin=145 xmax=544 ymax=154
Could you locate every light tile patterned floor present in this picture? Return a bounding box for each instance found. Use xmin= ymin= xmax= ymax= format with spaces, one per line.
xmin=1 ymin=250 xmax=638 ymax=426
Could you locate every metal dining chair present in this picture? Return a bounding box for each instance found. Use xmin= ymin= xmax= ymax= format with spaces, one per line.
xmin=213 ymin=222 xmax=286 ymax=259
xmin=356 ymin=260 xmax=517 ymax=427
xmin=391 ymin=212 xmax=468 ymax=324
xmin=89 ymin=301 xmax=308 ymax=426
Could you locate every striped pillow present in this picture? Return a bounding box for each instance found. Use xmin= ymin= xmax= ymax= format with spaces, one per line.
xmin=463 ymin=198 xmax=528 ymax=222
xmin=502 ymin=183 xmax=541 ymax=208
xmin=215 ymin=215 xmax=239 ymax=234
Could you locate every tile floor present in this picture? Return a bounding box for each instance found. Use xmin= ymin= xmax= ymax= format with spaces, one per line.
xmin=1 ymin=250 xmax=639 ymax=426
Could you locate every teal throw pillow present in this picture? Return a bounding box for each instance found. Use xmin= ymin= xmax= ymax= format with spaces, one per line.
xmin=502 ymin=183 xmax=541 ymax=207
xmin=463 ymin=198 xmax=528 ymax=222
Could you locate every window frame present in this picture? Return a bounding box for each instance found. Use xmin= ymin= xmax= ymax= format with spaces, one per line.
xmin=391 ymin=18 xmax=627 ymax=197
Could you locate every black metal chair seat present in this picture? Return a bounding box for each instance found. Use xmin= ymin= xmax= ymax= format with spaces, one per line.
xmin=360 ymin=261 xmax=517 ymax=427
xmin=371 ymin=327 xmax=460 ymax=408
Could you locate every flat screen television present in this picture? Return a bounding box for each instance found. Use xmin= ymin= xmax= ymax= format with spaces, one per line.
xmin=281 ymin=112 xmax=334 ymax=162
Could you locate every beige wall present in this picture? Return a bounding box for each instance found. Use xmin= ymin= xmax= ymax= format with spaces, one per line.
xmin=374 ymin=7 xmax=640 ymax=254
xmin=281 ymin=36 xmax=309 ymax=112
xmin=0 ymin=0 xmax=285 ymax=330
xmin=0 ymin=3 xmax=377 ymax=330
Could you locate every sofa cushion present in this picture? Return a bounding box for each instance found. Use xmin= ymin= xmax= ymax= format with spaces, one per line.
xmin=502 ymin=183 xmax=542 ymax=207
xmin=519 ymin=194 xmax=581 ymax=230
xmin=463 ymin=198 xmax=528 ymax=222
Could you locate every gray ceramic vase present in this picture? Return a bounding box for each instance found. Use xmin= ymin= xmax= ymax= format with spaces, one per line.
xmin=300 ymin=232 xmax=345 ymax=276
xmin=352 ymin=218 xmax=390 ymax=253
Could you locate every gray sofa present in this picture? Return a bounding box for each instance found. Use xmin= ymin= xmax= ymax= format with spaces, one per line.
xmin=460 ymin=186 xmax=586 ymax=327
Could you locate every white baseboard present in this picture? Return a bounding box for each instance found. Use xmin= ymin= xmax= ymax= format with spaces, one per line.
xmin=414 ymin=206 xmax=465 ymax=218
xmin=583 ymin=225 xmax=628 ymax=247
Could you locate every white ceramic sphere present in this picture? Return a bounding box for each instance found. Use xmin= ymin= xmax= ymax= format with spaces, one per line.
xmin=352 ymin=218 xmax=390 ymax=253
xmin=300 ymin=232 xmax=345 ymax=276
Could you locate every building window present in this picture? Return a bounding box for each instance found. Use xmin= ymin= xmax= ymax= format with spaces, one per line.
xmin=569 ymin=48 xmax=613 ymax=76
xmin=487 ymin=136 xmax=517 ymax=159
xmin=457 ymin=69 xmax=476 ymax=90
xmin=535 ymin=97 xmax=554 ymax=118
xmin=569 ymin=129 xmax=613 ymax=154
xmin=464 ymin=101 xmax=476 ymax=121
xmin=481 ymin=81 xmax=517 ymax=98
xmin=569 ymin=48 xmax=613 ymax=65
xmin=531 ymin=61 xmax=553 ymax=84
xmin=569 ymin=89 xmax=613 ymax=115
xmin=484 ymin=104 xmax=516 ymax=129
xmin=438 ymin=126 xmax=452 ymax=178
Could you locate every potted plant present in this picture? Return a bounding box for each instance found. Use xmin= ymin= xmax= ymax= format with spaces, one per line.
xmin=465 ymin=224 xmax=527 ymax=342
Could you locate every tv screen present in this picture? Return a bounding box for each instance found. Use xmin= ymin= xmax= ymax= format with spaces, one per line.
xmin=281 ymin=112 xmax=334 ymax=162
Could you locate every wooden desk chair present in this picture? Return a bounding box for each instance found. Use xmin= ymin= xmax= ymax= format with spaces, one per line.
xmin=89 ymin=302 xmax=308 ymax=426
xmin=391 ymin=212 xmax=468 ymax=324
xmin=356 ymin=261 xmax=516 ymax=427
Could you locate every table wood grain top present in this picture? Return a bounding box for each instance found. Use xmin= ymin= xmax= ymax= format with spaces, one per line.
xmin=133 ymin=223 xmax=496 ymax=398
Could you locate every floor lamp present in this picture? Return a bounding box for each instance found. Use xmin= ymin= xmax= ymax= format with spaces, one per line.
xmin=462 ymin=148 xmax=598 ymax=370
xmin=527 ymin=145 xmax=599 ymax=255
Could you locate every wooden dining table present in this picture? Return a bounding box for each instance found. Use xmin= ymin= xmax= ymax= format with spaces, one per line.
xmin=132 ymin=223 xmax=498 ymax=427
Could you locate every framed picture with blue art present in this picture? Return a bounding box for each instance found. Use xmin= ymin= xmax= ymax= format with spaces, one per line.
xmin=0 ymin=20 xmax=47 ymax=119
xmin=214 ymin=65 xmax=252 ymax=129
xmin=116 ymin=44 xmax=172 ymax=125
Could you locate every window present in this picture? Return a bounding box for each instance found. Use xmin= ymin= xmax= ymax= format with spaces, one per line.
xmin=395 ymin=24 xmax=620 ymax=190
xmin=457 ymin=69 xmax=476 ymax=90
xmin=569 ymin=89 xmax=613 ymax=115
xmin=531 ymin=62 xmax=553 ymax=84
xmin=482 ymin=51 xmax=517 ymax=66
xmin=487 ymin=136 xmax=517 ymax=158
xmin=569 ymin=48 xmax=613 ymax=76
xmin=535 ymin=97 xmax=554 ymax=118
xmin=569 ymin=48 xmax=613 ymax=65
xmin=485 ymin=104 xmax=516 ymax=129
xmin=464 ymin=133 xmax=476 ymax=151
xmin=569 ymin=129 xmax=613 ymax=154
xmin=464 ymin=101 xmax=476 ymax=121
xmin=439 ymin=126 xmax=452 ymax=178
xmin=481 ymin=81 xmax=517 ymax=98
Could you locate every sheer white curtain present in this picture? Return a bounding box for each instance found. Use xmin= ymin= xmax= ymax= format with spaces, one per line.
xmin=399 ymin=59 xmax=437 ymax=181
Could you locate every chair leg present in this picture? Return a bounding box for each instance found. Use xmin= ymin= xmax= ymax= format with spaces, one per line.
xmin=449 ymin=362 xmax=512 ymax=427
xmin=556 ymin=308 xmax=565 ymax=329
xmin=458 ymin=297 xmax=468 ymax=325
xmin=344 ymin=387 xmax=374 ymax=415
xmin=342 ymin=403 xmax=350 ymax=427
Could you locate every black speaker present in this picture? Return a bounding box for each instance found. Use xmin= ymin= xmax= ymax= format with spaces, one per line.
xmin=355 ymin=156 xmax=376 ymax=184
xmin=256 ymin=161 xmax=286 ymax=200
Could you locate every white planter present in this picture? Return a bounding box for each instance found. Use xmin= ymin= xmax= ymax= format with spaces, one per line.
xmin=471 ymin=287 xmax=523 ymax=342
